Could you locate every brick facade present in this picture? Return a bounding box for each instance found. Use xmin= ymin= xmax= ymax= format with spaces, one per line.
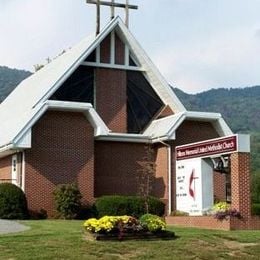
xmin=153 ymin=144 xmax=168 ymax=201
xmin=156 ymin=105 xmax=174 ymax=119
xmin=94 ymin=141 xmax=169 ymax=201
xmin=230 ymin=153 xmax=251 ymax=218
xmin=0 ymin=155 xmax=12 ymax=183
xmin=94 ymin=120 xmax=221 ymax=212
xmin=95 ymin=68 xmax=127 ymax=132
xmin=166 ymin=216 xmax=231 ymax=230
xmin=100 ymin=34 xmax=110 ymax=63
xmin=115 ymin=33 xmax=125 ymax=65
xmin=94 ymin=141 xmax=145 ymax=197
xmin=166 ymin=215 xmax=260 ymax=231
xmin=213 ymin=172 xmax=227 ymax=202
xmin=24 ymin=111 xmax=94 ymax=217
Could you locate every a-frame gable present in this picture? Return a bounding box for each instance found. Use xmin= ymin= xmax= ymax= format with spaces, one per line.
xmin=0 ymin=16 xmax=185 ymax=150
xmin=82 ymin=27 xmax=142 ymax=71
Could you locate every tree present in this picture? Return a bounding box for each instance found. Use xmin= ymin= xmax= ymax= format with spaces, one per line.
xmin=137 ymin=143 xmax=156 ymax=213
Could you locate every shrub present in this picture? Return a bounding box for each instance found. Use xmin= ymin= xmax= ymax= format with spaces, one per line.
xmin=94 ymin=195 xmax=165 ymax=218
xmin=139 ymin=214 xmax=166 ymax=232
xmin=83 ymin=215 xmax=140 ymax=234
xmin=212 ymin=202 xmax=230 ymax=212
xmin=53 ymin=183 xmax=82 ymax=219
xmin=252 ymin=203 xmax=260 ymax=216
xmin=0 ymin=183 xmax=28 ymax=219
xmin=211 ymin=202 xmax=241 ymax=220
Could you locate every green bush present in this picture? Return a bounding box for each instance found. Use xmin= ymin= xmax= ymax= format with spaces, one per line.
xmin=252 ymin=203 xmax=260 ymax=216
xmin=139 ymin=214 xmax=166 ymax=232
xmin=95 ymin=195 xmax=165 ymax=218
xmin=0 ymin=183 xmax=28 ymax=219
xmin=53 ymin=183 xmax=82 ymax=219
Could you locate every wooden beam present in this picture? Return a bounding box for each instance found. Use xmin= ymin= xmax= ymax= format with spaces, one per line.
xmin=125 ymin=0 xmax=129 ymax=27
xmin=81 ymin=61 xmax=144 ymax=71
xmin=111 ymin=0 xmax=115 ymax=19
xmin=96 ymin=0 xmax=100 ymax=35
xmin=86 ymin=0 xmax=138 ymax=10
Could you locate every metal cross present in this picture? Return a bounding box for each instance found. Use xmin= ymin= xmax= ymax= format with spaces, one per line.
xmin=86 ymin=0 xmax=138 ymax=35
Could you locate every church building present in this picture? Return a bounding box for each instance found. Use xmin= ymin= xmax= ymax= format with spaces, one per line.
xmin=0 ymin=8 xmax=257 ymax=229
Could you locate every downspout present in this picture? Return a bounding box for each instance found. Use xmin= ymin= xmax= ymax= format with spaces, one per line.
xmin=158 ymin=139 xmax=172 ymax=215
xmin=21 ymin=151 xmax=25 ymax=192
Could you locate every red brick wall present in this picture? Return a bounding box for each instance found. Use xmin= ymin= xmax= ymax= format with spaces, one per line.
xmin=94 ymin=121 xmax=220 ymax=213
xmin=94 ymin=142 xmax=168 ymax=201
xmin=100 ymin=34 xmax=110 ymax=63
xmin=25 ymin=111 xmax=94 ymax=217
xmin=156 ymin=105 xmax=174 ymax=119
xmin=230 ymin=152 xmax=251 ymax=218
xmin=174 ymin=120 xmax=219 ymax=146
xmin=166 ymin=216 xmax=231 ymax=230
xmin=213 ymin=172 xmax=227 ymax=201
xmin=0 ymin=155 xmax=12 ymax=182
xmin=166 ymin=215 xmax=260 ymax=230
xmin=94 ymin=142 xmax=145 ymax=196
xmin=95 ymin=68 xmax=127 ymax=132
xmin=115 ymin=33 xmax=125 ymax=65
xmin=154 ymin=144 xmax=168 ymax=200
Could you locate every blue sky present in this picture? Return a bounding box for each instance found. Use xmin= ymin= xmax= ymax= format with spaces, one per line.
xmin=0 ymin=0 xmax=260 ymax=93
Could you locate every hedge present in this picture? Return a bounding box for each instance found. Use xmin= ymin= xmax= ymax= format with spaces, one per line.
xmin=252 ymin=203 xmax=260 ymax=216
xmin=94 ymin=195 xmax=165 ymax=218
xmin=0 ymin=183 xmax=28 ymax=219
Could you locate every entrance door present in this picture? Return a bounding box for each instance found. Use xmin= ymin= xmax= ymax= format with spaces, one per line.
xmin=12 ymin=154 xmax=17 ymax=185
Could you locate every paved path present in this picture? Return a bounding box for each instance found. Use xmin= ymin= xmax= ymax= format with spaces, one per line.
xmin=0 ymin=219 xmax=30 ymax=235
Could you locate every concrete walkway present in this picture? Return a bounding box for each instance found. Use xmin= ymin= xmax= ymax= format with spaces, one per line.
xmin=0 ymin=219 xmax=30 ymax=235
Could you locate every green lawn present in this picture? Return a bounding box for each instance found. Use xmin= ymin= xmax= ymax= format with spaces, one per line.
xmin=0 ymin=220 xmax=260 ymax=259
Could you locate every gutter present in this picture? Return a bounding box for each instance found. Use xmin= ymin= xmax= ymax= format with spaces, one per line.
xmin=95 ymin=133 xmax=151 ymax=143
xmin=0 ymin=143 xmax=14 ymax=153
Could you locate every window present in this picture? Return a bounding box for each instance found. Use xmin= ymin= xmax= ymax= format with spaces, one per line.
xmin=50 ymin=66 xmax=94 ymax=104
xmin=127 ymin=71 xmax=164 ymax=133
xmin=85 ymin=50 xmax=96 ymax=62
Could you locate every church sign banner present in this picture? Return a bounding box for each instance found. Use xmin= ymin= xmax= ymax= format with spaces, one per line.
xmin=175 ymin=134 xmax=250 ymax=216
xmin=176 ymin=135 xmax=238 ymax=161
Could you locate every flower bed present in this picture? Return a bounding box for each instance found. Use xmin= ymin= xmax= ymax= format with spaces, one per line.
xmin=212 ymin=202 xmax=242 ymax=220
xmin=83 ymin=214 xmax=175 ymax=241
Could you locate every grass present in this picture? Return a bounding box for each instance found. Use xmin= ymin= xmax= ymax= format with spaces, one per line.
xmin=0 ymin=220 xmax=260 ymax=259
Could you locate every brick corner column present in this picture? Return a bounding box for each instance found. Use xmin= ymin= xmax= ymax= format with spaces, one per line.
xmin=230 ymin=152 xmax=251 ymax=218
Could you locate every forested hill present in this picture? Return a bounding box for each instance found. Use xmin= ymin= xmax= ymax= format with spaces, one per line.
xmin=174 ymin=86 xmax=260 ymax=133
xmin=0 ymin=66 xmax=31 ymax=102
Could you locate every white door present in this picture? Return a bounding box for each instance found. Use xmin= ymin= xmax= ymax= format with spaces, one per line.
xmin=12 ymin=155 xmax=17 ymax=185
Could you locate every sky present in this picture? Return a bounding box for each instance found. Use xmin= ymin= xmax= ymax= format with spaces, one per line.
xmin=0 ymin=0 xmax=260 ymax=93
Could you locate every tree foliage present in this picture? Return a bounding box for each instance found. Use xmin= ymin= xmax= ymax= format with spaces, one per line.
xmin=53 ymin=183 xmax=82 ymax=219
xmin=137 ymin=144 xmax=156 ymax=213
xmin=0 ymin=66 xmax=31 ymax=102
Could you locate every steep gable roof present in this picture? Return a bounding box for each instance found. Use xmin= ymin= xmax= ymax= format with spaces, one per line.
xmin=0 ymin=16 xmax=185 ymax=151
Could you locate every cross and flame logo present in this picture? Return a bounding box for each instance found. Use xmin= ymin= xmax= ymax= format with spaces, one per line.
xmin=189 ymin=169 xmax=198 ymax=201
